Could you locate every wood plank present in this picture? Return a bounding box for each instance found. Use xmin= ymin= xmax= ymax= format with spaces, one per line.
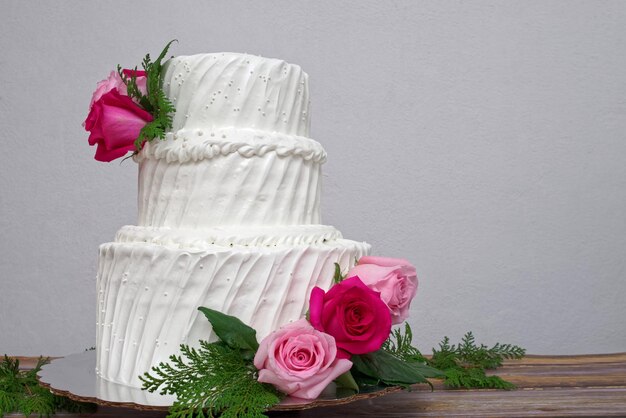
xmin=8 ymin=388 xmax=626 ymax=418
xmin=267 ymin=388 xmax=626 ymax=417
xmin=4 ymin=353 xmax=626 ymax=416
xmin=512 ymin=353 xmax=626 ymax=365
xmin=491 ymin=360 xmax=626 ymax=389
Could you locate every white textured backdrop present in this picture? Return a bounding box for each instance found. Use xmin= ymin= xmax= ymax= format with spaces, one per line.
xmin=1 ymin=1 xmax=625 ymax=356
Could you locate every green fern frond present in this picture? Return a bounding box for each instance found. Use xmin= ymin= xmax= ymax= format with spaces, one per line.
xmin=117 ymin=41 xmax=177 ymax=152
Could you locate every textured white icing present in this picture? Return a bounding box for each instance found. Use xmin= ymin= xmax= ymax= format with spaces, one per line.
xmin=96 ymin=239 xmax=369 ymax=387
xmin=96 ymin=52 xmax=371 ymax=389
xmin=136 ymin=127 xmax=326 ymax=164
xmin=137 ymin=135 xmax=323 ymax=228
xmin=163 ymin=53 xmax=311 ymax=137
xmin=117 ymin=224 xmax=342 ymax=248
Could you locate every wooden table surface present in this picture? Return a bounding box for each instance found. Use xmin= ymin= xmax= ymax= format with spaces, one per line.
xmin=11 ymin=352 xmax=626 ymax=417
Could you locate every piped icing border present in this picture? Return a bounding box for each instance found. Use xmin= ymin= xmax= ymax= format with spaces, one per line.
xmin=116 ymin=224 xmax=342 ymax=249
xmin=135 ymin=127 xmax=326 ymax=164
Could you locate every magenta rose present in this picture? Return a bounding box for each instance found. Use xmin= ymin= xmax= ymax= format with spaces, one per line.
xmin=347 ymin=256 xmax=418 ymax=324
xmin=309 ymin=276 xmax=392 ymax=358
xmin=253 ymin=319 xmax=352 ymax=400
xmin=84 ymin=89 xmax=153 ymax=162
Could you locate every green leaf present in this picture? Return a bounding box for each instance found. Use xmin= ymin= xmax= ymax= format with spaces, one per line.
xmin=349 ymin=369 xmax=383 ymax=387
xmin=333 ymin=262 xmax=345 ymax=284
xmin=334 ymin=370 xmax=359 ymax=393
xmin=352 ymin=349 xmax=443 ymax=388
xmin=198 ymin=307 xmax=259 ymax=357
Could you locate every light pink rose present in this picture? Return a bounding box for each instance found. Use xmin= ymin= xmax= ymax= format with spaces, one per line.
xmin=88 ymin=71 xmax=126 ymax=109
xmin=88 ymin=69 xmax=148 ymax=110
xmin=309 ymin=276 xmax=392 ymax=358
xmin=254 ymin=319 xmax=352 ymax=400
xmin=121 ymin=69 xmax=148 ymax=98
xmin=346 ymin=256 xmax=418 ymax=324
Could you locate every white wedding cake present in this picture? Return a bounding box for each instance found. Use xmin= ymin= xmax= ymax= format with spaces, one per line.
xmin=95 ymin=53 xmax=370 ymax=387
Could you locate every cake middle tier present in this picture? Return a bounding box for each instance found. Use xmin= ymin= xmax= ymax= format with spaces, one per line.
xmin=136 ymin=127 xmax=326 ymax=228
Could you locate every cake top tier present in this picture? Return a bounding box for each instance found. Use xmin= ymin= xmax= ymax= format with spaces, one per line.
xmin=163 ymin=53 xmax=311 ymax=137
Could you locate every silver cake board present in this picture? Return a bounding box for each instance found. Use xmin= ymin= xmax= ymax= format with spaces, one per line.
xmin=37 ymin=350 xmax=403 ymax=412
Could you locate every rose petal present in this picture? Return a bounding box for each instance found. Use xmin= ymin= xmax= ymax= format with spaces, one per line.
xmin=289 ymin=358 xmax=352 ymax=400
xmin=92 ymin=141 xmax=135 ymax=162
xmin=308 ymin=287 xmax=325 ymax=330
xmin=99 ymin=105 xmax=149 ymax=148
xmin=89 ymin=71 xmax=127 ymax=109
xmin=358 ymin=256 xmax=412 ymax=268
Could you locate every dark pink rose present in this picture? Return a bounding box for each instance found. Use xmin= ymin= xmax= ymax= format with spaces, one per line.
xmin=84 ymin=89 xmax=153 ymax=162
xmin=254 ymin=319 xmax=352 ymax=400
xmin=347 ymin=256 xmax=418 ymax=324
xmin=309 ymin=276 xmax=392 ymax=358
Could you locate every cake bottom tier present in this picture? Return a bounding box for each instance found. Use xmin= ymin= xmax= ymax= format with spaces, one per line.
xmin=95 ymin=239 xmax=369 ymax=387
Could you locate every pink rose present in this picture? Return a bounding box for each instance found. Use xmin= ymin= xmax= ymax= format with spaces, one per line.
xmin=88 ymin=71 xmax=126 ymax=109
xmin=309 ymin=276 xmax=392 ymax=358
xmin=347 ymin=256 xmax=418 ymax=324
xmin=84 ymin=89 xmax=153 ymax=162
xmin=121 ymin=69 xmax=148 ymax=98
xmin=254 ymin=319 xmax=352 ymax=400
xmin=88 ymin=70 xmax=147 ymax=110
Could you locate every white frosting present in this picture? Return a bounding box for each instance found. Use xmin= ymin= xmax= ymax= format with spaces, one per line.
xmin=117 ymin=224 xmax=342 ymax=248
xmin=137 ymin=128 xmax=326 ymax=164
xmin=96 ymin=52 xmax=371 ymax=388
xmin=163 ymin=53 xmax=311 ymax=137
xmin=137 ymin=131 xmax=323 ymax=228
xmin=96 ymin=239 xmax=369 ymax=387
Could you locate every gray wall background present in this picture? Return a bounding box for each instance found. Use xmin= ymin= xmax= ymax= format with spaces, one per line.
xmin=1 ymin=1 xmax=625 ymax=356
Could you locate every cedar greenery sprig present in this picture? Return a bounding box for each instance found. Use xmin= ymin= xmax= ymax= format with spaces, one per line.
xmin=140 ymin=342 xmax=281 ymax=418
xmin=119 ymin=40 xmax=177 ymax=152
xmin=140 ymin=307 xmax=282 ymax=418
xmin=0 ymin=355 xmax=95 ymax=417
xmin=382 ymin=325 xmax=525 ymax=390
xmin=430 ymin=332 xmax=525 ymax=389
xmin=382 ymin=323 xmax=428 ymax=364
